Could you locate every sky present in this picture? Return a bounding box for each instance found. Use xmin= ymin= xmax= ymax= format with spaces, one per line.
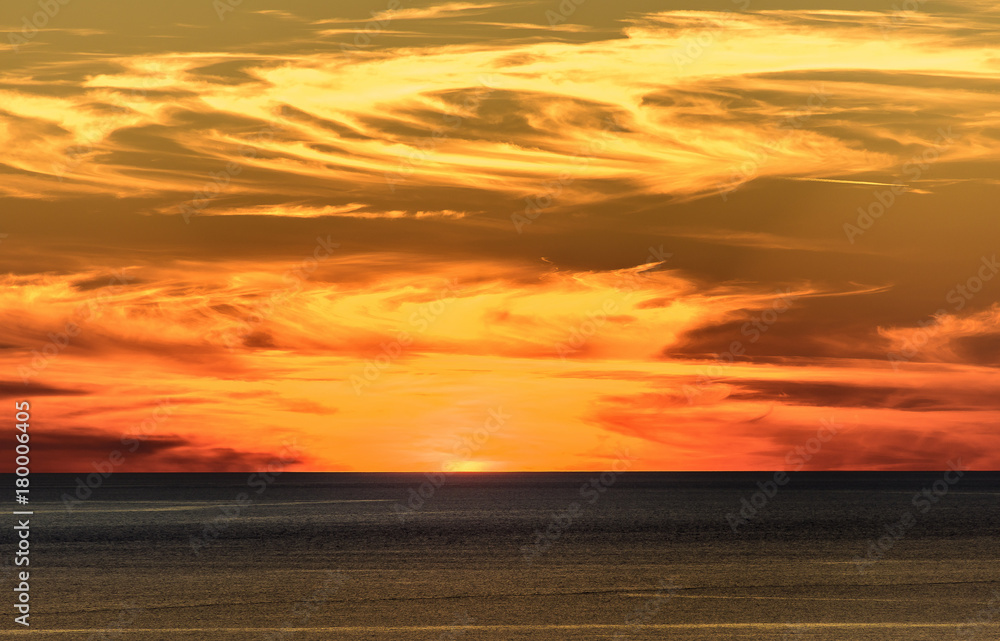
xmin=1 ymin=0 xmax=999 ymax=472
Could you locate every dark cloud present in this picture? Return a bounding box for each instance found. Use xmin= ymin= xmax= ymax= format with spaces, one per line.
xmin=26 ymin=427 xmax=304 ymax=473
xmin=728 ymin=379 xmax=999 ymax=412
xmin=0 ymin=382 xmax=90 ymax=399
xmin=948 ymin=334 xmax=1000 ymax=366
xmin=588 ymin=389 xmax=1000 ymax=469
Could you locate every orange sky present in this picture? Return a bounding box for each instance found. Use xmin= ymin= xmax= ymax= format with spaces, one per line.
xmin=2 ymin=0 xmax=999 ymax=471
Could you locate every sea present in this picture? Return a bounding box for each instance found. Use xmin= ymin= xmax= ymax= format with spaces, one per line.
xmin=4 ymin=472 xmax=999 ymax=639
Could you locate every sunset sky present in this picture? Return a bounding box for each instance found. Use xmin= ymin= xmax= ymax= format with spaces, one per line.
xmin=2 ymin=0 xmax=999 ymax=472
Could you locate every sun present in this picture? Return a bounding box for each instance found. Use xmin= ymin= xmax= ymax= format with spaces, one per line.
xmin=444 ymin=460 xmax=491 ymax=472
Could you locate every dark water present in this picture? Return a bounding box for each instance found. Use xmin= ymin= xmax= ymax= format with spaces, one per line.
xmin=4 ymin=472 xmax=1000 ymax=639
